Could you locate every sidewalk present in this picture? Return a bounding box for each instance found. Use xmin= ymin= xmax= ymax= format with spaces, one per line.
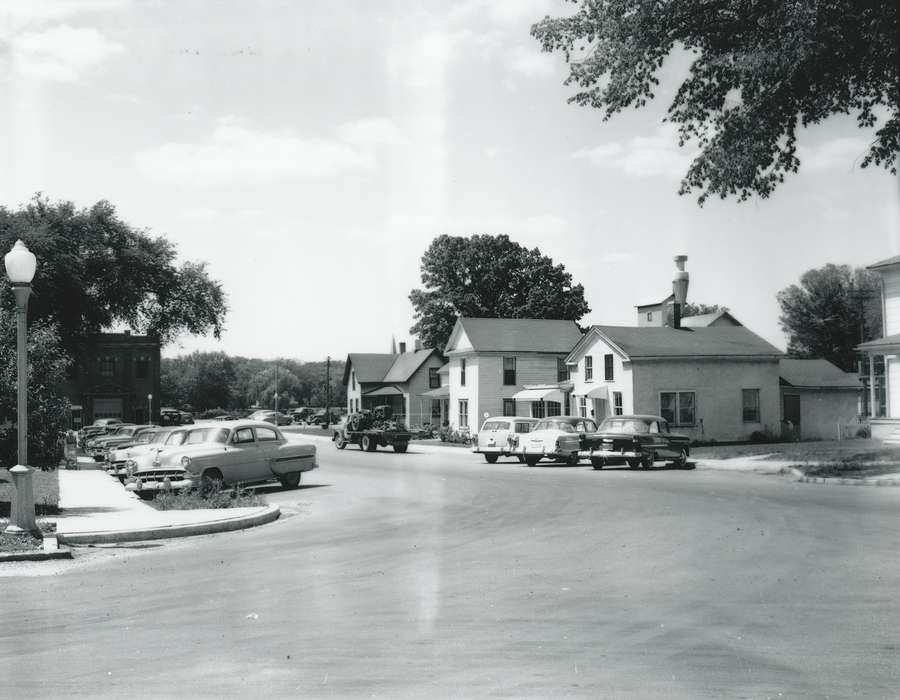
xmin=56 ymin=463 xmax=280 ymax=545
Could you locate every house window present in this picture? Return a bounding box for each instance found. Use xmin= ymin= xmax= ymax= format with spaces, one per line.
xmin=459 ymin=399 xmax=468 ymax=427
xmin=429 ymin=367 xmax=440 ymax=389
xmin=660 ymin=391 xmax=696 ymax=426
xmin=460 ymin=359 xmax=466 ymax=387
xmin=99 ymin=357 xmax=115 ymax=378
xmin=584 ymin=356 xmax=593 ymax=381
xmin=431 ymin=400 xmax=442 ymax=420
xmin=546 ymin=401 xmax=561 ymax=417
xmin=742 ymin=389 xmax=760 ymax=422
xmin=604 ymin=354 xmax=614 ymax=381
xmin=647 ymin=312 xmax=653 ymax=321
xmin=503 ymin=399 xmax=515 ymax=417
xmin=531 ymin=401 xmax=545 ymax=418
xmin=557 ymin=357 xmax=569 ymax=382
xmin=135 ymin=356 xmax=149 ymax=380
xmin=613 ymin=391 xmax=623 ymax=416
xmin=579 ymin=396 xmax=587 ymax=418
xmin=351 ymin=371 xmax=356 ymax=391
xmin=503 ymin=357 xmax=516 ymax=385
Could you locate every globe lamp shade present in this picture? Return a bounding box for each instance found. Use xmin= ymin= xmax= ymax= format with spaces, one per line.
xmin=4 ymin=240 xmax=37 ymax=284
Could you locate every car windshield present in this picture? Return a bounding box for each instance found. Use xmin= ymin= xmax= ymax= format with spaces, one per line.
xmin=534 ymin=420 xmax=577 ymax=432
xmin=134 ymin=431 xmax=157 ymax=444
xmin=600 ymin=418 xmax=651 ymax=434
xmin=150 ymin=431 xmax=172 ymax=444
xmin=482 ymin=420 xmax=508 ymax=431
xmin=116 ymin=427 xmax=137 ymax=436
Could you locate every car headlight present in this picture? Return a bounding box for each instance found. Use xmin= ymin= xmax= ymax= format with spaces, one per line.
xmin=181 ymin=456 xmax=192 ymax=467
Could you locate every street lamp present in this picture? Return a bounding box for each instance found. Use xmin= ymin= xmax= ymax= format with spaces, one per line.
xmin=4 ymin=239 xmax=38 ymax=535
xmin=273 ymin=391 xmax=279 ymax=413
xmin=147 ymin=393 xmax=153 ymax=423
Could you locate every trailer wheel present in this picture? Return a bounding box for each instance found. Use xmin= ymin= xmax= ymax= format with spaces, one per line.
xmin=362 ymin=435 xmax=377 ymax=452
xmin=393 ymin=442 xmax=408 ymax=453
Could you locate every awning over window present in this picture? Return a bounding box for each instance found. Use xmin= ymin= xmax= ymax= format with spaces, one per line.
xmin=585 ymin=385 xmax=609 ymax=401
xmin=363 ymin=385 xmax=404 ymax=397
xmin=512 ymin=387 xmax=564 ymax=403
xmin=420 ymin=386 xmax=449 ymax=398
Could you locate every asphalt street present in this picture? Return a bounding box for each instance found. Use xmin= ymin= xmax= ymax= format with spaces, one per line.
xmin=2 ymin=443 xmax=899 ymax=698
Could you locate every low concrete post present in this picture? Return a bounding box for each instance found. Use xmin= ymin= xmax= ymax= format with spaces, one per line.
xmin=5 ymin=465 xmax=38 ymax=534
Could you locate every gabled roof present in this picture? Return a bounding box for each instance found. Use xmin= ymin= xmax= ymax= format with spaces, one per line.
xmin=857 ymin=333 xmax=900 ymax=352
xmin=779 ymin=359 xmax=860 ymax=389
xmin=444 ymin=317 xmax=583 ymax=354
xmin=344 ymin=349 xmax=440 ymax=385
xmin=635 ymin=293 xmax=675 ymax=309
xmin=343 ymin=354 xmax=398 ymax=385
xmin=383 ymin=348 xmax=440 ymax=383
xmin=680 ymin=310 xmax=742 ymax=327
xmin=868 ymin=254 xmax=900 ymax=270
xmin=567 ymin=325 xmax=783 ymax=362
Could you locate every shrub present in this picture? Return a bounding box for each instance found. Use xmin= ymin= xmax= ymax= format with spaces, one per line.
xmin=150 ymin=482 xmax=263 ymax=511
xmin=749 ymin=430 xmax=770 ymax=443
xmin=855 ymin=425 xmax=872 ymax=439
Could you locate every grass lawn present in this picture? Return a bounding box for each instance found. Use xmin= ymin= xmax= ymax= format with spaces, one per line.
xmin=0 ymin=467 xmax=59 ymax=517
xmin=692 ymin=438 xmax=900 ymax=478
xmin=0 ymin=520 xmax=55 ymax=552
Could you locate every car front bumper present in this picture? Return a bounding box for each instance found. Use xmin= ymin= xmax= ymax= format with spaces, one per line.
xmin=125 ymin=477 xmax=194 ymax=494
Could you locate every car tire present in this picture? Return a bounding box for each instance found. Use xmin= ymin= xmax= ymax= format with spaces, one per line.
xmin=591 ymin=456 xmax=605 ymax=470
xmin=525 ymin=455 xmax=540 ymax=467
xmin=279 ymin=471 xmax=301 ymax=489
xmin=393 ymin=443 xmax=408 ymax=453
xmin=673 ymin=448 xmax=688 ymax=468
xmin=200 ymin=469 xmax=224 ymax=494
xmin=484 ymin=454 xmax=499 ymax=464
xmin=626 ymin=458 xmax=641 ymax=469
xmin=641 ymin=452 xmax=655 ymax=469
xmin=335 ymin=435 xmax=347 ymax=450
xmin=362 ymin=435 xmax=376 ymax=452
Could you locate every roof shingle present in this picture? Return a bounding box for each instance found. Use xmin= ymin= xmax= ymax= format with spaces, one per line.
xmin=779 ymin=359 xmax=860 ymax=388
xmin=449 ymin=317 xmax=583 ymax=354
xmin=588 ymin=325 xmax=783 ymax=359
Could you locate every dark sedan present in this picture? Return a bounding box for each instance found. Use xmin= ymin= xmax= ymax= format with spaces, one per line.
xmin=584 ymin=415 xmax=690 ymax=469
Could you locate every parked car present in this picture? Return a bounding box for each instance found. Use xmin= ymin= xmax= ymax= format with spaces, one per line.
xmin=124 ymin=420 xmax=317 ymax=499
xmin=79 ymin=418 xmax=124 ymax=444
xmin=473 ymin=416 xmax=539 ymax=463
xmin=83 ymin=423 xmax=136 ymax=453
xmin=122 ymin=425 xmax=237 ymax=475
xmin=106 ymin=427 xmax=187 ymax=480
xmin=179 ymin=411 xmax=195 ymax=425
xmin=88 ymin=424 xmax=156 ymax=461
xmin=522 ymin=416 xmax=599 ymax=467
xmin=291 ymin=407 xmax=315 ymax=424
xmin=248 ymin=410 xmax=293 ymax=426
xmin=586 ymin=415 xmax=690 ymax=469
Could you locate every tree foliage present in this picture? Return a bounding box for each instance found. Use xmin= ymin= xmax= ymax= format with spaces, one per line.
xmin=409 ymin=234 xmax=590 ymax=351
xmin=777 ymin=264 xmax=881 ymax=371
xmin=0 ymin=315 xmax=70 ymax=468
xmin=0 ymin=195 xmax=228 ymax=352
xmin=682 ymin=302 xmax=728 ymax=317
xmin=532 ymin=1 xmax=898 ymax=204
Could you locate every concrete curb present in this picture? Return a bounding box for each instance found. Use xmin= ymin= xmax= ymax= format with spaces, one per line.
xmin=57 ymin=504 xmax=281 ymax=545
xmin=0 ymin=535 xmax=73 ymax=562
xmin=794 ymin=475 xmax=900 ymax=487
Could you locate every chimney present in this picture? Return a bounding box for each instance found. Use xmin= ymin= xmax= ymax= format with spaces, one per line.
xmin=399 ymin=342 xmax=406 ymax=354
xmin=414 ymin=338 xmax=422 ymax=351
xmin=672 ymin=255 xmax=689 ymax=329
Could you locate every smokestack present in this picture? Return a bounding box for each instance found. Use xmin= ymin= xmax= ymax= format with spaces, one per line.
xmin=672 ymin=255 xmax=689 ymax=329
xmin=399 ymin=342 xmax=406 ymax=354
xmin=414 ymin=338 xmax=422 ymax=351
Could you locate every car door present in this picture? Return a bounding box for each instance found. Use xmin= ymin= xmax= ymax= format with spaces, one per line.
xmin=218 ymin=427 xmax=259 ymax=483
xmin=252 ymin=425 xmax=282 ymax=480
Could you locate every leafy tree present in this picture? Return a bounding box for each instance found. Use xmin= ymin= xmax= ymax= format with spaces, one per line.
xmin=409 ymin=234 xmax=590 ymax=351
xmin=0 ymin=195 xmax=227 ymax=352
xmin=532 ymin=1 xmax=897 ymax=204
xmin=160 ymin=352 xmax=236 ymax=412
xmin=682 ymin=303 xmax=728 ymax=317
xmin=0 ymin=315 xmax=70 ymax=469
xmin=777 ymin=264 xmax=881 ymax=371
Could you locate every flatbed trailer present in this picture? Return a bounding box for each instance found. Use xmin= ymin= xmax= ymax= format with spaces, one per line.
xmin=333 ymin=426 xmax=412 ymax=453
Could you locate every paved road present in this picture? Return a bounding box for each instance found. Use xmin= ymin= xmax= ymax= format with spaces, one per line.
xmin=2 ymin=444 xmax=899 ymax=698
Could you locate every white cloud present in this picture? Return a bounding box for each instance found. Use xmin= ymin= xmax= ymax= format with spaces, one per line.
xmin=0 ymin=0 xmax=127 ymax=36
xmin=799 ymin=137 xmax=870 ymax=174
xmin=8 ymin=24 xmax=123 ymax=82
xmin=336 ymin=117 xmax=408 ymax=147
xmin=506 ymin=45 xmax=556 ymax=77
xmin=574 ymin=125 xmax=696 ymax=179
xmin=136 ymin=118 xmax=377 ymax=188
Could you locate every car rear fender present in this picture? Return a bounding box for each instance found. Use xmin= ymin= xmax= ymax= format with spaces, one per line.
xmin=268 ymin=444 xmax=317 ymax=475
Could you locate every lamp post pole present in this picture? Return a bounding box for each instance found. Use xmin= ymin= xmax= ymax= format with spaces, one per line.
xmin=4 ymin=240 xmax=38 ymax=535
xmin=147 ymin=393 xmax=153 ymax=423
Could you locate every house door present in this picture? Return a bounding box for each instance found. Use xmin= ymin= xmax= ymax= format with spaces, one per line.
xmin=783 ymin=394 xmax=801 ymax=438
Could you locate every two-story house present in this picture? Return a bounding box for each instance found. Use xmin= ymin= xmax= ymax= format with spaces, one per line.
xmin=442 ymin=317 xmax=584 ymax=430
xmin=343 ymin=342 xmax=445 ymax=428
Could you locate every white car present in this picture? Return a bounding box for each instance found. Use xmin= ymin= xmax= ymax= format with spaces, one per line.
xmin=106 ymin=427 xmax=183 ymax=479
xmin=522 ymin=416 xmax=598 ymax=467
xmin=125 ymin=420 xmax=317 ymax=499
xmin=473 ymin=417 xmax=538 ymax=463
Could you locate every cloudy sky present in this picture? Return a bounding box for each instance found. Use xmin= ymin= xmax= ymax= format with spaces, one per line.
xmin=1 ymin=0 xmax=897 ymax=360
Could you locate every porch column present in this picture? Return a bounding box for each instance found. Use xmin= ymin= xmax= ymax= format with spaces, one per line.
xmin=869 ymin=354 xmax=877 ymax=418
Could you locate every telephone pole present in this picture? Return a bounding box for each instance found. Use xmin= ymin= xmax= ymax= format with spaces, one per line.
xmin=325 ymin=355 xmax=331 ymax=425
